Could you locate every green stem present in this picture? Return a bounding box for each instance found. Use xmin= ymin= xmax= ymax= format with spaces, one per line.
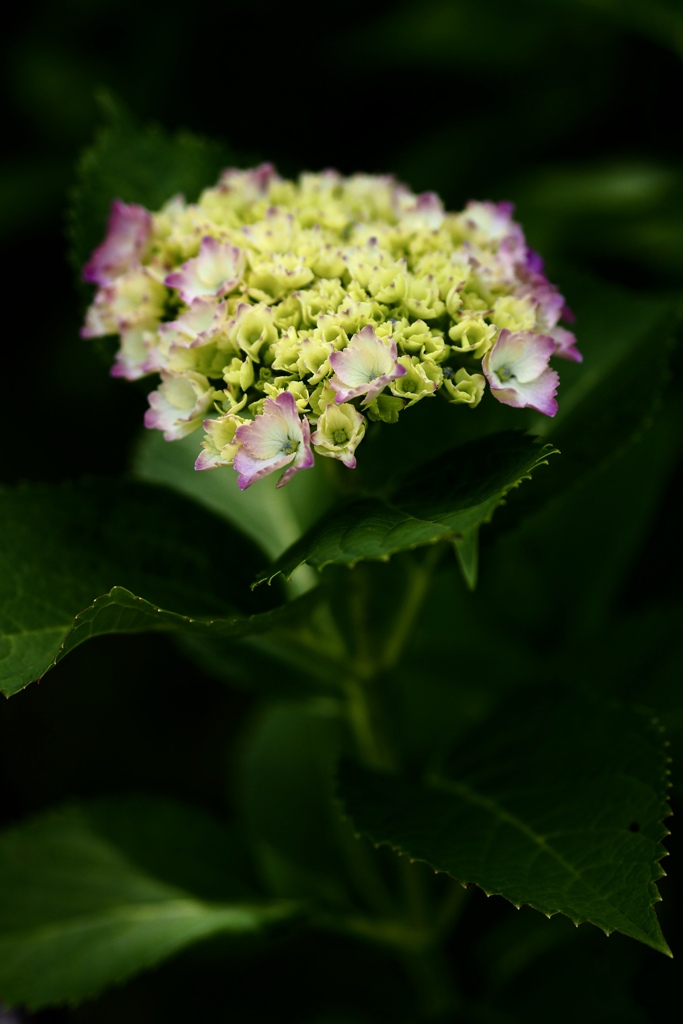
xmin=344 ymin=673 xmax=396 ymax=771
xmin=380 ymin=544 xmax=443 ymax=670
xmin=338 ymin=549 xmax=461 ymax=1017
xmin=434 ymin=880 xmax=469 ymax=940
xmin=400 ymin=942 xmax=461 ymax=1020
xmin=335 ymin=819 xmax=398 ymax=917
xmin=345 ymin=564 xmax=397 ymax=770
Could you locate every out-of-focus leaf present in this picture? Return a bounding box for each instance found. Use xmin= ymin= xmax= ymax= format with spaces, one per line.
xmin=0 ymin=797 xmax=301 ymax=1009
xmin=69 ymin=97 xmax=239 ymax=278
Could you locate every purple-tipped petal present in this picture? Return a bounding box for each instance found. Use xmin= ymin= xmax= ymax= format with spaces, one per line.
xmin=233 ymin=391 xmax=314 ymax=490
xmin=525 ymin=248 xmax=545 ymax=274
xmin=329 ymin=325 xmax=407 ymax=406
xmin=490 ymin=368 xmax=559 ymax=417
xmin=396 ymin=189 xmax=445 ymax=230
xmin=143 ymin=371 xmax=216 ymax=440
xmin=83 ymin=200 xmax=152 ymax=286
xmin=550 ymin=326 xmax=583 ymax=363
xmin=165 ymin=237 xmax=245 ymax=303
xmin=483 ymin=329 xmax=559 ymax=416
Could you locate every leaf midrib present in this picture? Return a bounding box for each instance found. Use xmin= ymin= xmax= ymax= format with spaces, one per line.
xmin=0 ymin=897 xmax=289 ymax=946
xmin=427 ymin=774 xmax=655 ymax=935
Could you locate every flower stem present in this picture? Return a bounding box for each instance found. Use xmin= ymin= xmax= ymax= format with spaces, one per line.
xmin=380 ymin=544 xmax=443 ymax=670
xmin=338 ymin=549 xmax=461 ymax=1018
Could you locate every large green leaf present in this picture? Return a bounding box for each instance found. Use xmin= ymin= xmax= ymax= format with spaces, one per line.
xmin=339 ymin=687 xmax=671 ymax=955
xmin=0 ymin=797 xmax=300 ymax=1009
xmin=0 ymin=478 xmax=313 ymax=696
xmin=255 ymin=432 xmax=557 ymax=585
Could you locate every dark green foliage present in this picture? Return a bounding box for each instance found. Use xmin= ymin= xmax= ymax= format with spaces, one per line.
xmin=69 ymin=98 xmax=239 ymax=280
xmin=340 ymin=688 xmax=671 ymax=954
xmin=256 ymin=433 xmax=558 ymax=584
xmin=0 ymin=478 xmax=309 ymax=695
xmin=0 ymin=797 xmax=301 ymax=1009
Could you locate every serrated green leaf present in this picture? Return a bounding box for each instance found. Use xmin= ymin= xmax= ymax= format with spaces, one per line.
xmin=339 ymin=688 xmax=671 ymax=955
xmin=255 ymin=432 xmax=557 ymax=585
xmin=0 ymin=478 xmax=311 ymax=696
xmin=0 ymin=797 xmax=301 ymax=1009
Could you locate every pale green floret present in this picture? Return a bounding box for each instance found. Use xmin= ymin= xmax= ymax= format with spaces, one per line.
xmin=230 ymin=304 xmax=279 ymax=361
xmin=445 ymin=285 xmax=465 ymax=318
xmin=271 ymin=327 xmax=302 ymax=374
xmin=390 ymin=356 xmax=441 ymax=407
xmin=311 ymin=402 xmax=366 ymax=467
xmin=310 ymin=247 xmax=347 ymax=279
xmin=491 ymin=296 xmax=537 ymax=332
xmin=327 ymin=301 xmax=387 ymax=336
xmin=272 ymin=294 xmax=303 ymax=331
xmin=460 ymin=290 xmax=493 ymax=314
xmin=297 ymin=280 xmax=347 ymax=326
xmin=83 ymin=268 xmax=167 ymax=337
xmin=391 ymin=319 xmax=449 ymax=364
xmin=316 ymin=322 xmax=350 ymax=350
xmin=196 ymin=188 xmax=243 ymax=230
xmin=254 ymin=365 xmax=275 ymax=392
xmin=297 ymin=338 xmax=333 ymax=385
xmin=443 ymin=368 xmax=486 ymax=408
xmin=197 ymin=412 xmax=246 ymax=468
xmin=366 ymin=395 xmax=404 ymax=424
xmin=166 ymin=341 xmax=228 ymax=379
xmin=223 ymin=356 xmax=255 ymax=392
xmin=369 ymin=265 xmax=409 ymax=304
xmin=448 ymin=318 xmax=498 ymax=360
xmin=406 ymin=228 xmax=454 ymax=261
xmin=309 ymin=382 xmax=337 ymax=418
xmin=241 ymin=210 xmax=297 ymax=254
xmin=247 ymin=252 xmax=314 ymax=303
xmin=401 ymin=276 xmax=446 ymax=320
xmin=263 ymin=379 xmax=310 ymax=414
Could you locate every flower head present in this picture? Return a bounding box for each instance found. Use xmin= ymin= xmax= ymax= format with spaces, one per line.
xmin=83 ymin=169 xmax=579 ymax=488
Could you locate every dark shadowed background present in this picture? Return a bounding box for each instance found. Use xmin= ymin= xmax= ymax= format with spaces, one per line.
xmin=1 ymin=1 xmax=682 ymax=1021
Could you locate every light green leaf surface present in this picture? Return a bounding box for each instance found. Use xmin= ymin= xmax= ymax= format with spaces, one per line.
xmin=0 ymin=478 xmax=309 ymax=696
xmin=133 ymin=430 xmax=336 ymax=561
xmin=256 ymin=432 xmax=557 ymax=585
xmin=0 ymin=797 xmax=300 ymax=1009
xmin=339 ymin=688 xmax=671 ymax=954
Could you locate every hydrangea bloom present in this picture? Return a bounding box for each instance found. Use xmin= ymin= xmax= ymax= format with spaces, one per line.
xmin=82 ymin=167 xmax=580 ymax=488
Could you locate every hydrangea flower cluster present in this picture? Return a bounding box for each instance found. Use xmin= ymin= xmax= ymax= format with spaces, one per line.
xmin=82 ymin=165 xmax=580 ymax=489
